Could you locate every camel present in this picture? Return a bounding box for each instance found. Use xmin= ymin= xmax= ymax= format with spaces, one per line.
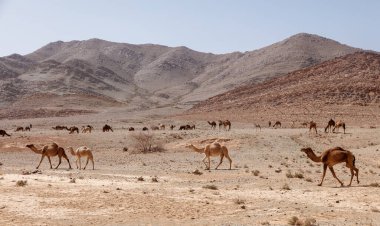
xmin=333 ymin=121 xmax=346 ymax=134
xmin=81 ymin=125 xmax=92 ymax=133
xmin=159 ymin=124 xmax=165 ymax=130
xmin=218 ymin=120 xmax=231 ymax=131
xmin=273 ymin=121 xmax=281 ymax=128
xmin=0 ymin=130 xmax=11 ymax=137
xmin=25 ymin=126 xmax=31 ymax=131
xmin=169 ymin=125 xmax=176 ymax=130
xmin=68 ymin=146 xmax=94 ymax=170
xmin=15 ymin=127 xmax=24 ymax=132
xmin=67 ymin=126 xmax=79 ymax=134
xmin=254 ymin=124 xmax=261 ymax=131
xmin=26 ymin=143 xmax=72 ymax=169
xmin=142 ymin=127 xmax=148 ymax=131
xmin=268 ymin=121 xmax=271 ymax=127
xmin=52 ymin=125 xmax=69 ymax=130
xmin=151 ymin=126 xmax=159 ymax=131
xmin=208 ymin=121 xmax=216 ymax=130
xmin=185 ymin=142 xmax=232 ymax=170
xmin=325 ymin=119 xmax=336 ymax=133
xmin=179 ymin=125 xmax=187 ymax=130
xmin=301 ymin=122 xmax=308 ymax=128
xmin=300 ymin=147 xmax=359 ymax=187
xmin=128 ymin=127 xmax=135 ymax=131
xmin=189 ymin=124 xmax=195 ymax=130
xmin=309 ymin=121 xmax=317 ymax=134
xmin=103 ymin=124 xmax=113 ymax=132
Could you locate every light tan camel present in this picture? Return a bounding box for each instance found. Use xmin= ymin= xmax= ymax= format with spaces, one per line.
xmin=300 ymin=147 xmax=359 ymax=186
xmin=159 ymin=124 xmax=165 ymax=130
xmin=151 ymin=126 xmax=159 ymax=130
xmin=324 ymin=119 xmax=335 ymax=133
xmin=309 ymin=121 xmax=317 ymax=134
xmin=185 ymin=142 xmax=232 ymax=170
xmin=81 ymin=125 xmax=92 ymax=133
xmin=26 ymin=143 xmax=72 ymax=169
xmin=68 ymin=146 xmax=94 ymax=170
xmin=333 ymin=121 xmax=346 ymax=134
xmin=254 ymin=124 xmax=261 ymax=131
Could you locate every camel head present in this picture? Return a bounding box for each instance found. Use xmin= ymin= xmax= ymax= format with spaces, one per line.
xmin=26 ymin=144 xmax=35 ymax=149
xmin=300 ymin=147 xmax=313 ymax=154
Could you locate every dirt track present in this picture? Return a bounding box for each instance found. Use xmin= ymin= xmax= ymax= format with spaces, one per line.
xmin=0 ymin=120 xmax=380 ymax=225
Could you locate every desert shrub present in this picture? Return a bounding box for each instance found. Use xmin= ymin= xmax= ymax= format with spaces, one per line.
xmin=137 ymin=176 xmax=144 ymax=181
xmin=282 ymin=183 xmax=291 ymax=190
xmin=131 ymin=132 xmax=165 ymax=153
xmin=294 ymin=172 xmax=304 ymax=179
xmin=286 ymin=171 xmax=294 ymax=178
xmin=16 ymin=180 xmax=27 ymax=187
xmin=252 ymin=170 xmax=260 ymax=176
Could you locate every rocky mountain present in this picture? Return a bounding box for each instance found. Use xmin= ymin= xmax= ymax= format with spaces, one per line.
xmin=0 ymin=33 xmax=360 ymax=117
xmin=186 ymin=52 xmax=380 ymax=124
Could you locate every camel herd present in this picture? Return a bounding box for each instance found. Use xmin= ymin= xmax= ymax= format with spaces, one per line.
xmin=1 ymin=118 xmax=364 ymax=187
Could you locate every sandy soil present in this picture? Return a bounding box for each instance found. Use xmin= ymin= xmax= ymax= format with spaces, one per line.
xmin=0 ymin=117 xmax=380 ymax=225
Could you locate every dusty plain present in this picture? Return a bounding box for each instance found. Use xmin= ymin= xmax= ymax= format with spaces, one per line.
xmin=0 ymin=112 xmax=379 ymax=226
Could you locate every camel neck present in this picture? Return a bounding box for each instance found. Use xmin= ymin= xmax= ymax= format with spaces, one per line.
xmin=190 ymin=145 xmax=204 ymax=153
xmin=306 ymin=151 xmax=322 ymax=163
xmin=28 ymin=146 xmax=42 ymax=154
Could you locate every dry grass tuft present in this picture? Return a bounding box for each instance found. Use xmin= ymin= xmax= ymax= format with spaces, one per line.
xmin=131 ymin=132 xmax=165 ymax=153
xmin=282 ymin=183 xmax=291 ymax=190
xmin=252 ymin=170 xmax=260 ymax=176
xmin=16 ymin=180 xmax=27 ymax=187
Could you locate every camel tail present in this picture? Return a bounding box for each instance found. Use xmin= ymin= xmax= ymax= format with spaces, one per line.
xmin=5 ymin=132 xmax=11 ymax=137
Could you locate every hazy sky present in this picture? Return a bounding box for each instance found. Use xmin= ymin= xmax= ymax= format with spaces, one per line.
xmin=0 ymin=0 xmax=379 ymax=56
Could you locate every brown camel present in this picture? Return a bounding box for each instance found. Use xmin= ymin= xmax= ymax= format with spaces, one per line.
xmin=103 ymin=124 xmax=113 ymax=132
xmin=151 ymin=126 xmax=159 ymax=131
xmin=273 ymin=121 xmax=281 ymax=128
xmin=208 ymin=121 xmax=216 ymax=129
xmin=0 ymin=130 xmax=11 ymax=137
xmin=333 ymin=121 xmax=346 ymax=134
xmin=301 ymin=122 xmax=308 ymax=128
xmin=67 ymin=126 xmax=79 ymax=134
xmin=169 ymin=125 xmax=176 ymax=130
xmin=218 ymin=120 xmax=231 ymax=131
xmin=309 ymin=121 xmax=317 ymax=134
xmin=142 ymin=127 xmax=148 ymax=131
xmin=68 ymin=146 xmax=94 ymax=170
xmin=300 ymin=147 xmax=359 ymax=187
xmin=185 ymin=142 xmax=232 ymax=170
xmin=15 ymin=127 xmax=24 ymax=132
xmin=159 ymin=124 xmax=165 ymax=130
xmin=26 ymin=143 xmax=72 ymax=169
xmin=25 ymin=126 xmax=31 ymax=131
xmin=52 ymin=125 xmax=69 ymax=130
xmin=128 ymin=127 xmax=135 ymax=131
xmin=324 ymin=119 xmax=336 ymax=133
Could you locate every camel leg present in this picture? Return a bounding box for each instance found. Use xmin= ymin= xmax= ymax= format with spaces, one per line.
xmin=208 ymin=157 xmax=211 ymax=170
xmin=202 ymin=156 xmax=208 ymax=169
xmin=78 ymin=157 xmax=82 ymax=170
xmin=91 ymin=159 xmax=95 ymax=170
xmin=62 ymin=154 xmax=72 ymax=169
xmin=318 ymin=164 xmax=328 ymax=186
xmin=215 ymin=155 xmax=224 ymax=170
xmin=75 ymin=158 xmax=79 ymax=169
xmin=36 ymin=155 xmax=46 ymax=169
xmin=55 ymin=156 xmax=62 ymax=169
xmin=348 ymin=168 xmax=354 ymax=186
xmin=84 ymin=158 xmax=89 ymax=170
xmin=355 ymin=167 xmax=359 ymax=184
xmin=225 ymin=154 xmax=232 ymax=170
xmin=328 ymin=166 xmax=344 ymax=186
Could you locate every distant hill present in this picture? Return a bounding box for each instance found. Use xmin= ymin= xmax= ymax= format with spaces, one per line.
xmin=185 ymin=52 xmax=380 ymax=125
xmin=0 ymin=33 xmax=360 ymax=118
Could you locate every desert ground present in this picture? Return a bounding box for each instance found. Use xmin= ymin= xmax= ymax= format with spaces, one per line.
xmin=0 ymin=112 xmax=380 ymax=226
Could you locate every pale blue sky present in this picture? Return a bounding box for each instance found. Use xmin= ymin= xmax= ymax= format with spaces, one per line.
xmin=0 ymin=0 xmax=379 ymax=57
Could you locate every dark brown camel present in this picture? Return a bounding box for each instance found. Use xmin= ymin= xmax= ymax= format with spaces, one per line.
xmin=103 ymin=124 xmax=113 ymax=132
xmin=273 ymin=121 xmax=281 ymax=128
xmin=0 ymin=130 xmax=11 ymax=137
xmin=128 ymin=127 xmax=135 ymax=131
xmin=15 ymin=127 xmax=24 ymax=132
xmin=208 ymin=121 xmax=216 ymax=129
xmin=67 ymin=126 xmax=79 ymax=134
xmin=300 ymin=147 xmax=359 ymax=187
xmin=324 ymin=119 xmax=335 ymax=133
